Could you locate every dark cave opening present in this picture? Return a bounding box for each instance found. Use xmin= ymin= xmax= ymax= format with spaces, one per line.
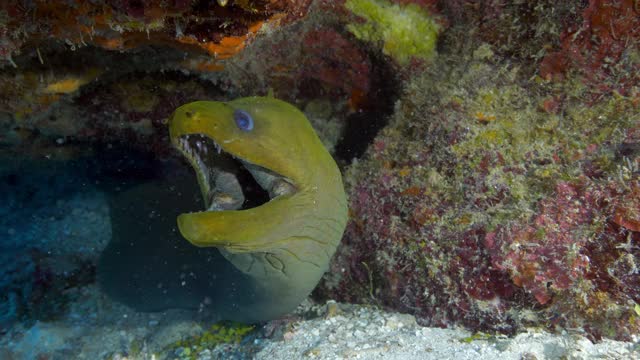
xmin=333 ymin=53 xmax=401 ymax=165
xmin=0 ymin=43 xmax=401 ymax=326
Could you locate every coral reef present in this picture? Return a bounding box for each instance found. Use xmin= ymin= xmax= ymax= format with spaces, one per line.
xmin=0 ymin=0 xmax=312 ymax=66
xmin=227 ymin=6 xmax=375 ymax=109
xmin=0 ymin=66 xmax=101 ymax=120
xmin=0 ymin=69 xmax=223 ymax=159
xmin=540 ymin=0 xmax=640 ymax=100
xmin=487 ymin=179 xmax=640 ymax=339
xmin=0 ymin=0 xmax=316 ymax=160
xmin=0 ymin=0 xmax=390 ymax=163
xmin=75 ymin=72 xmax=223 ymax=157
xmin=0 ymin=0 xmax=638 ymax=345
xmin=316 ymin=0 xmax=640 ymax=340
xmin=0 ymin=0 xmax=405 ymax=166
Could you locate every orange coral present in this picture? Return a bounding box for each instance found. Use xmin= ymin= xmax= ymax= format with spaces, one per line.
xmin=0 ymin=0 xmax=312 ymax=66
xmin=176 ymin=20 xmax=264 ymax=60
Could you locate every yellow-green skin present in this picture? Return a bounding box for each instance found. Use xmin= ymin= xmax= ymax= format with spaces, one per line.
xmin=169 ymin=97 xmax=348 ymax=321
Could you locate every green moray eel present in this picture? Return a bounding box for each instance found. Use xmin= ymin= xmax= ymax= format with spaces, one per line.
xmin=167 ymin=96 xmax=348 ymax=321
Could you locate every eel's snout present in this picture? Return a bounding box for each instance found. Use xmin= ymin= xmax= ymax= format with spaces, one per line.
xmin=169 ymin=101 xmax=232 ymax=142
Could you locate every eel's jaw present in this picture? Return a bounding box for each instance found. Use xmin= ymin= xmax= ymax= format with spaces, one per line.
xmin=173 ymin=133 xmax=232 ymax=211
xmin=172 ymin=132 xmax=298 ymax=215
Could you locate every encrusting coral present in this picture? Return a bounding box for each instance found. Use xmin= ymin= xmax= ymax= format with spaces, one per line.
xmin=0 ymin=0 xmax=317 ymax=160
xmin=0 ymin=0 xmax=312 ymax=66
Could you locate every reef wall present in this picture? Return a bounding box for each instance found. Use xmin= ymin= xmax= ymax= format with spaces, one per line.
xmin=316 ymin=0 xmax=640 ymax=341
xmin=0 ymin=0 xmax=638 ymax=342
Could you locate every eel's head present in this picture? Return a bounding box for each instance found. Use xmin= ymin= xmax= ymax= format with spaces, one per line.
xmin=168 ymin=97 xmax=326 ymax=249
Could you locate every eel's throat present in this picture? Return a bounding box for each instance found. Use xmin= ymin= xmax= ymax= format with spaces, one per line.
xmin=173 ymin=133 xmax=297 ymax=213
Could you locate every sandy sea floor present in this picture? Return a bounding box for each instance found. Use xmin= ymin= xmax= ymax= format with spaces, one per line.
xmin=0 ymin=288 xmax=637 ymax=360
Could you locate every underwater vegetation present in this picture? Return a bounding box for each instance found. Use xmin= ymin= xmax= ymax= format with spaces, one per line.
xmin=316 ymin=0 xmax=640 ymax=341
xmin=540 ymin=0 xmax=640 ymax=100
xmin=0 ymin=1 xmax=638 ymax=355
xmin=344 ymin=0 xmax=441 ymax=66
xmin=167 ymin=322 xmax=255 ymax=360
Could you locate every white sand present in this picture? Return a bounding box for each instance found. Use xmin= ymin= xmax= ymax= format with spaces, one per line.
xmin=256 ymin=301 xmax=637 ymax=360
xmin=2 ymin=293 xmax=637 ymax=360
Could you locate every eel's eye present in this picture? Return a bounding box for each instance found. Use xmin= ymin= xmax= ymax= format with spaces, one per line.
xmin=233 ymin=109 xmax=254 ymax=131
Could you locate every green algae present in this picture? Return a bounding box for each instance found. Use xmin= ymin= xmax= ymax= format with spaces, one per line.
xmin=167 ymin=322 xmax=255 ymax=360
xmin=366 ymin=53 xmax=637 ymax=236
xmin=459 ymin=332 xmax=494 ymax=343
xmin=345 ymin=0 xmax=440 ymax=65
xmin=339 ymin=40 xmax=639 ymax=330
xmin=324 ymin=0 xmax=640 ymax=338
xmin=442 ymin=64 xmax=637 ymax=229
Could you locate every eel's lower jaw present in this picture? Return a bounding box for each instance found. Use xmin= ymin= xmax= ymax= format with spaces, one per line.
xmin=173 ymin=133 xmax=297 ymax=213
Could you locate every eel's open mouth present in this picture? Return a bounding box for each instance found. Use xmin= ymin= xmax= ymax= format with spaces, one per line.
xmin=174 ymin=133 xmax=297 ymax=212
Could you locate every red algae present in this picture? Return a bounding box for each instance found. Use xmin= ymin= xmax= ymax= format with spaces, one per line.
xmin=540 ymin=0 xmax=640 ymax=99
xmin=486 ymin=179 xmax=637 ymax=315
xmin=316 ymin=0 xmax=640 ymax=340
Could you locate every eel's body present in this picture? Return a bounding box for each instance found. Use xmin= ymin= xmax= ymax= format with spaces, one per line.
xmin=165 ymin=97 xmax=348 ymax=321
